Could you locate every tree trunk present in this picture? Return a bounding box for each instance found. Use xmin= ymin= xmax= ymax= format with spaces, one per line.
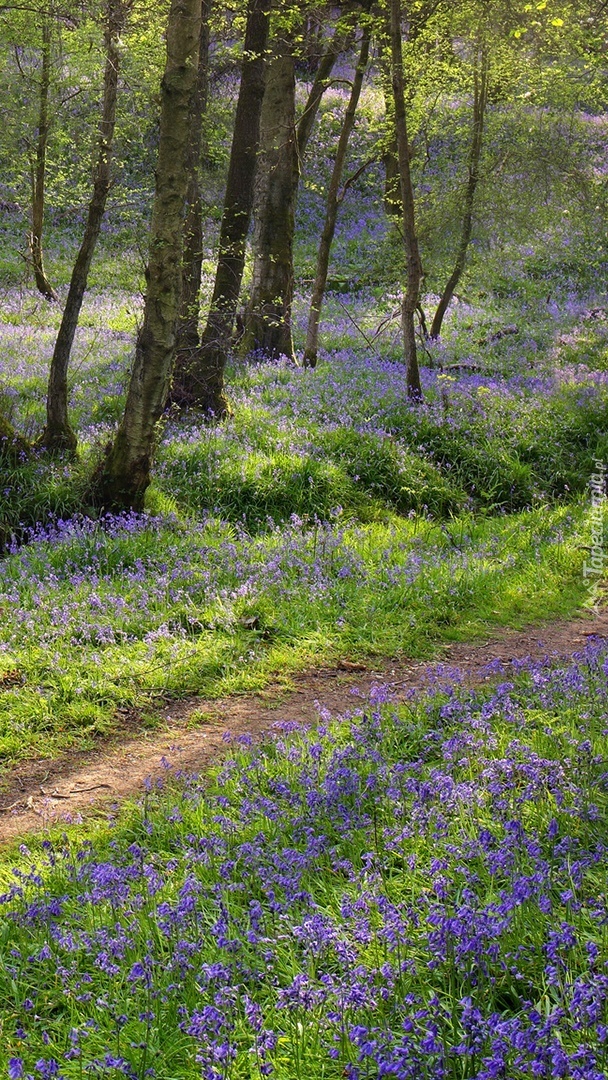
xmin=378 ymin=46 xmax=401 ymax=220
xmin=298 ymin=12 xmax=323 ymax=75
xmin=93 ymin=0 xmax=201 ymax=510
xmin=234 ymin=16 xmax=350 ymax=367
xmin=303 ymin=18 xmax=371 ymax=368
xmin=430 ymin=46 xmax=488 ymax=340
xmin=173 ymin=0 xmax=211 ymax=378
xmin=41 ymin=0 xmax=129 ymax=453
xmin=240 ymin=35 xmax=299 ymax=362
xmin=390 ymin=0 xmax=423 ymax=400
xmin=173 ymin=0 xmax=271 ymax=414
xmin=383 ymin=136 xmax=402 ymax=218
xmin=29 ymin=16 xmax=58 ymax=302
xmin=296 ymin=17 xmax=352 ymax=164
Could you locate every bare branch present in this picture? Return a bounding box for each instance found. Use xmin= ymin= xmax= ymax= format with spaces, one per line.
xmin=337 ymin=155 xmax=378 ymax=204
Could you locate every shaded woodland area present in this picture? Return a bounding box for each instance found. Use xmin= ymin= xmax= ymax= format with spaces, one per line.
xmin=1 ymin=0 xmax=606 ymax=503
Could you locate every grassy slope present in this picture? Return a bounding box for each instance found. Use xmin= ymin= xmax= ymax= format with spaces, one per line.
xmin=0 ymin=267 xmax=607 ymax=763
xmin=0 ymin=501 xmax=593 ymax=762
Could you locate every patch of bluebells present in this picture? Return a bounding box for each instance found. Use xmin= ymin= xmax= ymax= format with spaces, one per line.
xmin=227 ymin=340 xmax=608 ymax=434
xmin=1 ymin=640 xmax=608 ymax=1077
xmin=0 ymin=286 xmax=135 ymax=433
xmin=0 ymin=483 xmax=584 ymax=765
xmin=0 ymin=503 xmax=571 ymax=680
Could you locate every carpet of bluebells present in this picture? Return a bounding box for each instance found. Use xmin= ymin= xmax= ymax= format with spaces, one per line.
xmin=1 ymin=66 xmax=607 ymax=1080
xmin=0 ymin=278 xmax=606 ymax=761
xmin=1 ymin=639 xmax=608 ymax=1079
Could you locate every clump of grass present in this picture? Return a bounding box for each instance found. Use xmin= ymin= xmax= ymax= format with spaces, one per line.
xmin=158 ymin=439 xmax=363 ymax=527
xmin=156 ymin=421 xmax=464 ymax=527
xmin=0 ymin=451 xmax=95 ymax=551
xmin=317 ymin=428 xmax=464 ymax=517
xmin=1 ymin=639 xmax=607 ymax=1078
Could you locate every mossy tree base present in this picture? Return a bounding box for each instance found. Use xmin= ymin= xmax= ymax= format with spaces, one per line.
xmin=0 ymin=414 xmax=30 ymax=463
xmin=239 ymin=311 xmax=296 ymax=365
xmin=36 ymin=424 xmax=78 ymax=456
xmin=172 ymin=325 xmax=232 ymax=419
xmin=88 ymin=435 xmax=150 ymax=513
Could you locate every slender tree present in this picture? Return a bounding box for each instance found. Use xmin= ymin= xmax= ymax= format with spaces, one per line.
xmin=172 ymin=0 xmax=271 ymax=414
xmin=378 ymin=53 xmax=402 ymax=220
xmin=380 ymin=1 xmax=438 ymax=221
xmin=295 ymin=17 xmax=351 ymax=161
xmin=303 ymin=13 xmax=372 ymax=368
xmin=390 ymin=0 xmax=423 ymax=399
xmin=241 ymin=7 xmax=361 ymax=363
xmin=429 ymin=39 xmax=488 ymax=339
xmin=41 ymin=0 xmax=131 ymax=453
xmin=93 ymin=0 xmax=201 ymax=509
xmin=29 ymin=13 xmax=58 ymax=301
xmin=174 ymin=0 xmax=211 ymax=372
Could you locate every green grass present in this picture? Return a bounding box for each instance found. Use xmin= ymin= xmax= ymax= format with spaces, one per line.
xmin=0 ymin=500 xmax=599 ymax=766
xmin=149 ymin=367 xmax=608 ymax=529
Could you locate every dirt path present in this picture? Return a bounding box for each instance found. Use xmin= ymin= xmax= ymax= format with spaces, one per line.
xmin=1 ymin=610 xmax=607 ymax=846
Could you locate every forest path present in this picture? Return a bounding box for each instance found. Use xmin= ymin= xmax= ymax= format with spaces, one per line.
xmin=1 ymin=609 xmax=607 ymax=846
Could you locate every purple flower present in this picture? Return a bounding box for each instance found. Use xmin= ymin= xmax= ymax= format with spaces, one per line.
xmin=128 ymin=961 xmax=147 ymax=983
xmin=35 ymin=1063 xmax=61 ymax=1080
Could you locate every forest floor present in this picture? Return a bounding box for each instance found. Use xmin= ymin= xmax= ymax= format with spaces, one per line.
xmin=1 ymin=607 xmax=606 ymax=847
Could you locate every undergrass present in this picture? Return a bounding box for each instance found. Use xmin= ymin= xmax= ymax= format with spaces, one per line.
xmin=152 ymin=357 xmax=608 ymax=527
xmin=0 ymin=499 xmax=599 ymax=765
xmin=0 ymin=640 xmax=607 ymax=1078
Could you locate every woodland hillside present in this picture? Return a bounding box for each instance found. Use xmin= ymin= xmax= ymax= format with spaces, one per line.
xmin=0 ymin=1 xmax=607 ymax=1077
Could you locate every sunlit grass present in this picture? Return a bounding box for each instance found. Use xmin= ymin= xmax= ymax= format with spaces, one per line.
xmin=0 ymin=500 xmax=598 ymax=764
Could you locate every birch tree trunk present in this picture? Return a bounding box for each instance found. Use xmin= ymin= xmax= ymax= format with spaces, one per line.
xmin=173 ymin=0 xmax=270 ymax=414
xmin=303 ymin=17 xmax=371 ymax=368
xmin=390 ymin=0 xmax=423 ymax=400
xmin=93 ymin=0 xmax=201 ymax=510
xmin=30 ymin=16 xmax=58 ymax=302
xmin=42 ymin=0 xmax=130 ymax=453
